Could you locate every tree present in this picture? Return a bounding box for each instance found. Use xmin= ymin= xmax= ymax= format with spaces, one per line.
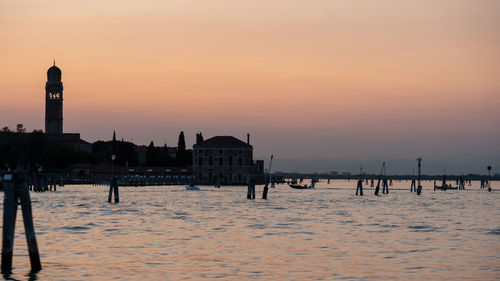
xmin=145 ymin=141 xmax=158 ymax=166
xmin=2 ymin=126 xmax=11 ymax=132
xmin=16 ymin=124 xmax=26 ymax=133
xmin=112 ymin=130 xmax=117 ymax=155
xmin=176 ymin=131 xmax=187 ymax=167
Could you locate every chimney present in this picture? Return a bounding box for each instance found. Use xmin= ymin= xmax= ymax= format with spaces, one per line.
xmin=196 ymin=132 xmax=204 ymax=145
xmin=247 ymin=133 xmax=250 ymax=144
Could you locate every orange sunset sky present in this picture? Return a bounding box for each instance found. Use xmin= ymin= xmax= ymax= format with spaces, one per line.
xmin=1 ymin=0 xmax=499 ymax=171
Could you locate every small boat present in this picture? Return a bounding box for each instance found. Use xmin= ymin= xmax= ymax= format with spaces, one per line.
xmin=434 ymin=183 xmax=458 ymax=191
xmin=185 ymin=184 xmax=200 ymax=191
xmin=433 ymin=174 xmax=459 ymax=191
xmin=289 ymin=184 xmax=313 ymax=189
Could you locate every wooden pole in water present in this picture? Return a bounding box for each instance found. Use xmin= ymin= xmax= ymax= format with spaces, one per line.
xmin=107 ymin=180 xmax=114 ymax=203
xmin=247 ymin=163 xmax=255 ymax=200
xmin=382 ymin=178 xmax=389 ymax=194
xmin=1 ymin=167 xmax=41 ymax=274
xmin=487 ymin=165 xmax=492 ymax=192
xmin=356 ymin=179 xmax=363 ymax=196
xmin=112 ymin=177 xmax=119 ymax=203
xmin=247 ymin=177 xmax=255 ymax=200
xmin=417 ymin=157 xmax=422 ymax=195
xmin=262 ymin=155 xmax=273 ymax=200
xmin=374 ymin=162 xmax=385 ymax=196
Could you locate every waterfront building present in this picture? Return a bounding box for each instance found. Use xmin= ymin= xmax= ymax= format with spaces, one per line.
xmin=192 ymin=134 xmax=263 ymax=185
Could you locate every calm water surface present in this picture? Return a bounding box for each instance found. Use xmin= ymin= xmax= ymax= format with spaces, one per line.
xmin=3 ymin=180 xmax=500 ymax=280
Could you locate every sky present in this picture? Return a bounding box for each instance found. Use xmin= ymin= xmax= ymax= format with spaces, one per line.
xmin=1 ymin=0 xmax=499 ymax=173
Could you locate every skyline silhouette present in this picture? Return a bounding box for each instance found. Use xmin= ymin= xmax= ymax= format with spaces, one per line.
xmin=1 ymin=0 xmax=499 ymax=174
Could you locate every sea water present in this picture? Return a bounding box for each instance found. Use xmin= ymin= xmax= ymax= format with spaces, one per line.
xmin=3 ymin=180 xmax=499 ymax=280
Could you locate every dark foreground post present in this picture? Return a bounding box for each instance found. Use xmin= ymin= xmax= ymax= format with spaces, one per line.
xmin=356 ymin=179 xmax=363 ymax=196
xmin=108 ymin=177 xmax=119 ymax=203
xmin=2 ymin=167 xmax=42 ymax=274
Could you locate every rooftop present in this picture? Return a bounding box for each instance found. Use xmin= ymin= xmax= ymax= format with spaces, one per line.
xmin=195 ymin=136 xmax=251 ymax=148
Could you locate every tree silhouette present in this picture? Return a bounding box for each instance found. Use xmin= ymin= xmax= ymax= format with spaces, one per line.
xmin=176 ymin=131 xmax=187 ymax=167
xmin=16 ymin=124 xmax=26 ymax=133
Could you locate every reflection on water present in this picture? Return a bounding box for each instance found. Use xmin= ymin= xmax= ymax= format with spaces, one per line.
xmin=3 ymin=180 xmax=499 ymax=280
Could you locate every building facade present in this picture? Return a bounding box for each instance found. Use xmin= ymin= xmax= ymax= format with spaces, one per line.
xmin=193 ymin=134 xmax=263 ymax=185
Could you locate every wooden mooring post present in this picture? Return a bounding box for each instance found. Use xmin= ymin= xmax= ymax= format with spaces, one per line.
xmin=374 ymin=162 xmax=385 ymax=196
xmin=416 ymin=157 xmax=422 ymax=195
xmin=356 ymin=179 xmax=363 ymax=196
xmin=1 ymin=167 xmax=42 ymax=274
xmin=247 ymin=177 xmax=255 ymax=199
xmin=262 ymin=155 xmax=274 ymax=200
xmin=382 ymin=179 xmax=389 ymax=194
xmin=107 ymin=177 xmax=119 ymax=203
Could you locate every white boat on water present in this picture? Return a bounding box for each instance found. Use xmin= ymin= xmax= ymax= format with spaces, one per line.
xmin=185 ymin=184 xmax=200 ymax=191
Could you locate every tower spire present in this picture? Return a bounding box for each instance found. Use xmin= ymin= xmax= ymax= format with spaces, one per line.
xmin=53 ymin=60 xmax=55 ymax=66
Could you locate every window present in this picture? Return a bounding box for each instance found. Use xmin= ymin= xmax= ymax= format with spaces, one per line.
xmin=209 ymin=155 xmax=213 ymax=167
xmin=238 ymin=157 xmax=243 ymax=167
xmin=198 ymin=157 xmax=203 ymax=167
xmin=199 ymin=149 xmax=204 ymax=155
xmin=238 ymin=174 xmax=242 ymax=182
xmin=219 ymin=150 xmax=223 ymax=155
xmin=219 ymin=157 xmax=223 ymax=166
xmin=228 ymin=156 xmax=233 ymax=167
xmin=238 ymin=150 xmax=242 ymax=155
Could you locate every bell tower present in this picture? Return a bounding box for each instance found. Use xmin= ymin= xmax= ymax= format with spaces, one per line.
xmin=45 ymin=61 xmax=63 ymax=135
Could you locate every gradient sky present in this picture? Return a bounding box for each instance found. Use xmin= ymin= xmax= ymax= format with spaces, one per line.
xmin=1 ymin=0 xmax=499 ymax=172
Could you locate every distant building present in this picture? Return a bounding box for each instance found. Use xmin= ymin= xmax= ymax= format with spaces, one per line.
xmin=192 ymin=134 xmax=263 ymax=185
xmin=134 ymin=145 xmax=186 ymax=166
xmin=135 ymin=145 xmax=148 ymax=165
xmin=44 ymin=62 xmax=91 ymax=151
xmin=341 ymin=172 xmax=351 ymax=177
